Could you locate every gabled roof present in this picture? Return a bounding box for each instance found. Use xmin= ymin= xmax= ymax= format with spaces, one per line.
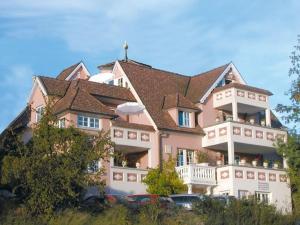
xmin=38 ymin=76 xmax=71 ymax=97
xmin=213 ymin=82 xmax=273 ymax=96
xmin=56 ymin=62 xmax=81 ymax=80
xmin=119 ymin=60 xmax=204 ymax=134
xmin=163 ymin=93 xmax=200 ymax=111
xmin=186 ymin=64 xmax=229 ymax=103
xmin=53 ymin=82 xmax=116 ymax=116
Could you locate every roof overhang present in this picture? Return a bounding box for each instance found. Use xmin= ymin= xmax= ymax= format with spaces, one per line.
xmin=199 ymin=62 xmax=246 ymax=103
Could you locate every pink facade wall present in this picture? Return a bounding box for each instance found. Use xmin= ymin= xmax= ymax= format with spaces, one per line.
xmin=29 ymin=84 xmax=47 ymax=126
xmin=128 ymin=113 xmax=153 ymax=126
xmin=198 ymin=94 xmax=219 ymax=127
xmin=69 ymin=67 xmax=89 ymax=80
xmin=162 ymin=131 xmax=202 ymax=161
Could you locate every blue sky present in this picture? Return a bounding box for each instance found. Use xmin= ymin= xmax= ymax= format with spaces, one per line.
xmin=0 ymin=0 xmax=299 ymax=132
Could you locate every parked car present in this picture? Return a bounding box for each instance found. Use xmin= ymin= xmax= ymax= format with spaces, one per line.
xmin=80 ymin=195 xmax=105 ymax=212
xmin=126 ymin=194 xmax=175 ymax=210
xmin=127 ymin=194 xmax=160 ymax=206
xmin=169 ymin=194 xmax=207 ymax=210
xmin=211 ymin=195 xmax=236 ymax=205
xmin=104 ymin=194 xmax=128 ymax=205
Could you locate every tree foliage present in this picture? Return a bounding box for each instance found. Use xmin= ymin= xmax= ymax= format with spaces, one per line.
xmin=275 ymin=35 xmax=300 ymax=216
xmin=142 ymin=156 xmax=187 ymax=195
xmin=1 ymin=101 xmax=114 ymax=215
xmin=276 ymin=35 xmax=300 ymax=129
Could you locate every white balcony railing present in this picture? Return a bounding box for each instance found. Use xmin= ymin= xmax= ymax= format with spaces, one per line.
xmin=202 ymin=121 xmax=287 ymax=148
xmin=111 ymin=126 xmax=152 ymax=149
xmin=108 ymin=166 xmax=148 ymax=194
xmin=213 ymin=87 xmax=269 ymax=109
xmin=176 ymin=164 xmax=216 ymax=186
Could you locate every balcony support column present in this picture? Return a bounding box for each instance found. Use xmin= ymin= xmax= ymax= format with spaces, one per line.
xmin=232 ymin=97 xmax=238 ymax=121
xmin=187 ymin=184 xmax=193 ymax=194
xmin=227 ymin=124 xmax=235 ymax=165
xmin=265 ymin=108 xmax=271 ymax=127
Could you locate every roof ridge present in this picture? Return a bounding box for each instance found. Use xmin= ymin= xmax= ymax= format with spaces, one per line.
xmin=120 ymin=60 xmax=189 ymax=78
xmin=69 ymin=86 xmax=80 ymax=109
xmin=192 ymin=63 xmax=230 ymax=78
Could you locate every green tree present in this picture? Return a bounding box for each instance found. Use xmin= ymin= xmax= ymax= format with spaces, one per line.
xmin=275 ymin=35 xmax=300 ymax=216
xmin=142 ymin=156 xmax=186 ymax=195
xmin=1 ymin=101 xmax=114 ymax=215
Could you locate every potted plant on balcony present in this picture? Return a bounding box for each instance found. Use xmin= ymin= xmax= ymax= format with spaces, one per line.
xmin=196 ymin=151 xmax=209 ymax=166
xmin=261 ymin=119 xmax=266 ymax=126
xmin=252 ymin=159 xmax=258 ymax=167
xmin=250 ymin=118 xmax=255 ymax=125
xmin=273 ymin=160 xmax=281 ymax=169
xmin=239 ymin=158 xmax=246 ymax=166
xmin=122 ymin=159 xmax=128 ymax=167
xmin=215 ymin=117 xmax=220 ymax=123
xmin=136 ymin=161 xmax=141 ymax=169
xmin=263 ymin=160 xmax=269 ymax=168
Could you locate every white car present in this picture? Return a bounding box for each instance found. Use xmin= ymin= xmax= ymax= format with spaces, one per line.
xmin=169 ymin=194 xmax=206 ymax=210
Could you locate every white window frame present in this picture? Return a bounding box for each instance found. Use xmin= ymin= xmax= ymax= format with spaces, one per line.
xmin=255 ymin=192 xmax=271 ymax=204
xmin=118 ymin=78 xmax=123 ymax=87
xmin=36 ymin=105 xmax=44 ymax=122
xmin=87 ymin=160 xmax=101 ymax=173
xmin=178 ymin=111 xmax=190 ymax=127
xmin=238 ymin=190 xmax=249 ymax=199
xmin=77 ymin=115 xmax=100 ymax=129
xmin=177 ymin=149 xmax=195 ymax=166
xmin=58 ymin=118 xmax=66 ymax=128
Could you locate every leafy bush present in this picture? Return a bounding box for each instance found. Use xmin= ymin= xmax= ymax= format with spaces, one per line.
xmin=142 ymin=156 xmax=187 ymax=195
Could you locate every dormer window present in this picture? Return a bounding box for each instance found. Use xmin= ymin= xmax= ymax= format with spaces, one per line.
xmin=178 ymin=111 xmax=190 ymax=127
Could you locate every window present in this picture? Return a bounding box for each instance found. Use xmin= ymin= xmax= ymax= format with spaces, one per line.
xmin=238 ymin=190 xmax=249 ymax=199
xmin=178 ymin=111 xmax=190 ymax=127
xmin=77 ymin=115 xmax=100 ymax=129
xmin=58 ymin=118 xmax=65 ymax=128
xmin=36 ymin=106 xmax=44 ymax=122
xmin=87 ymin=160 xmax=100 ymax=173
xmin=118 ymin=78 xmax=123 ymax=87
xmin=177 ymin=149 xmax=195 ymax=166
xmin=255 ymin=192 xmax=271 ymax=204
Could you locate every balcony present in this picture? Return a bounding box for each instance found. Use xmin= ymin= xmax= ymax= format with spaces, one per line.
xmin=215 ymin=165 xmax=291 ymax=212
xmin=107 ymin=166 xmax=148 ymax=194
xmin=111 ymin=124 xmax=153 ymax=149
xmin=202 ymin=121 xmax=287 ymax=150
xmin=213 ymin=86 xmax=269 ymax=110
xmin=176 ymin=164 xmax=216 ymax=186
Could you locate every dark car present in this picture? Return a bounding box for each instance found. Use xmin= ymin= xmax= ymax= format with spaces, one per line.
xmin=80 ymin=195 xmax=105 ymax=212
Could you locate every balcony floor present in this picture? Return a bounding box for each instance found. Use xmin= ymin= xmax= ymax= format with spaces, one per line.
xmin=206 ymin=142 xmax=277 ymax=154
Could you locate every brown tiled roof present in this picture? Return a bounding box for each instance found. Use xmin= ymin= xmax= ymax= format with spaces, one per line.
xmin=56 ymin=62 xmax=81 ymax=80
xmin=111 ymin=120 xmax=155 ymax=132
xmin=76 ymin=79 xmax=135 ymax=101
xmin=186 ymin=64 xmax=229 ymax=103
xmin=119 ymin=61 xmax=204 ymax=135
xmin=38 ymin=76 xmax=135 ymax=101
xmin=53 ymin=81 xmax=119 ymax=116
xmin=163 ymin=93 xmax=200 ymax=111
xmin=213 ymin=82 xmax=273 ymax=96
xmin=39 ymin=76 xmax=70 ymax=97
xmin=0 ymin=106 xmax=30 ymax=138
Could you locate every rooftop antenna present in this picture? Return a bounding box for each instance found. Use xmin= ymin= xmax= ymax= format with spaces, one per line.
xmin=123 ymin=41 xmax=128 ymax=62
